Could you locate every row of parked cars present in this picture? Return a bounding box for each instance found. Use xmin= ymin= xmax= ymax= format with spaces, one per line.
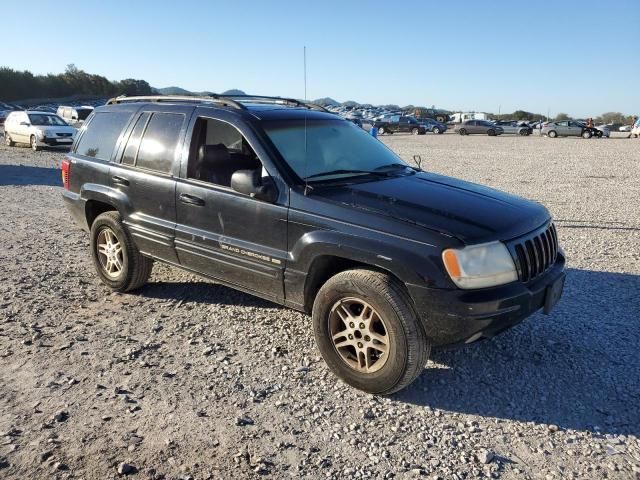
xmin=1 ymin=103 xmax=95 ymax=151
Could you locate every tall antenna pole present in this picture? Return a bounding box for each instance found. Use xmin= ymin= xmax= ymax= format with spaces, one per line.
xmin=303 ymin=46 xmax=307 ymax=101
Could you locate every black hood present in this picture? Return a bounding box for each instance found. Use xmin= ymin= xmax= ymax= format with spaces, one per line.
xmin=313 ymin=171 xmax=550 ymax=244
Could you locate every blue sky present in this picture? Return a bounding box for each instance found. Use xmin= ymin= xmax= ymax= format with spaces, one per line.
xmin=5 ymin=0 xmax=639 ymax=117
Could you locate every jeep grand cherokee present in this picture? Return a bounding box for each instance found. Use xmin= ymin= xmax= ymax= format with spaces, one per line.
xmin=62 ymin=94 xmax=565 ymax=394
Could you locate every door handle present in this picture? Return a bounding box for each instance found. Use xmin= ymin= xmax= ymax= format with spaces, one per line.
xmin=179 ymin=193 xmax=205 ymax=206
xmin=112 ymin=175 xmax=129 ymax=186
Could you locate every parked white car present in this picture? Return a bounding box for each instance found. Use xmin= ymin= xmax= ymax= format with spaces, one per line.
xmin=4 ymin=111 xmax=76 ymax=151
xmin=618 ymin=125 xmax=632 ymax=132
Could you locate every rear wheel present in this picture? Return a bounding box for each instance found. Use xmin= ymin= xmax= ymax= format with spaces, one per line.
xmin=458 ymin=128 xmax=467 ymax=135
xmin=432 ymin=127 xmax=441 ymax=134
xmin=411 ymin=127 xmax=419 ymax=135
xmin=4 ymin=132 xmax=13 ymax=146
xmin=582 ymin=130 xmax=592 ymax=139
xmin=90 ymin=211 xmax=153 ymax=292
xmin=378 ymin=127 xmax=386 ymax=135
xmin=548 ymin=130 xmax=558 ymax=138
xmin=312 ymin=269 xmax=430 ymax=395
xmin=30 ymin=135 xmax=39 ymax=151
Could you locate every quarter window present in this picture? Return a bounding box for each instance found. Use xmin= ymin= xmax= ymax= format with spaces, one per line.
xmin=135 ymin=113 xmax=184 ymax=174
xmin=75 ymin=112 xmax=132 ymax=161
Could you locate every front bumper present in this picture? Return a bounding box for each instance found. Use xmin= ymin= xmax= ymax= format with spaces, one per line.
xmin=41 ymin=136 xmax=74 ymax=147
xmin=408 ymin=254 xmax=566 ymax=347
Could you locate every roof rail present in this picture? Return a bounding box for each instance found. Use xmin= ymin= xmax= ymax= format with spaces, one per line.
xmin=105 ymin=95 xmax=246 ymax=110
xmin=226 ymin=95 xmax=328 ymax=112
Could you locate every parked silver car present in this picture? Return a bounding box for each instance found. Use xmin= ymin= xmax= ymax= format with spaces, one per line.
xmin=4 ymin=111 xmax=77 ymax=151
xmin=454 ymin=120 xmax=504 ymax=136
xmin=494 ymin=120 xmax=531 ymax=136
xmin=542 ymin=120 xmax=596 ymax=138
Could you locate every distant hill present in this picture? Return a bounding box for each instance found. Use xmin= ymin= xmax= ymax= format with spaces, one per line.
xmin=154 ymin=86 xmax=246 ymax=96
xmin=311 ymin=97 xmax=340 ymax=106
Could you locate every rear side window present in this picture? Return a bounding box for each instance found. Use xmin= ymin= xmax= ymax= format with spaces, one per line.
xmin=135 ymin=113 xmax=184 ymax=174
xmin=75 ymin=112 xmax=132 ymax=161
xmin=121 ymin=112 xmax=150 ymax=165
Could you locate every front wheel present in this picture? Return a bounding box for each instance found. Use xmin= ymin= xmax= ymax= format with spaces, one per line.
xmin=30 ymin=135 xmax=40 ymax=151
xmin=411 ymin=127 xmax=419 ymax=135
xmin=312 ymin=269 xmax=430 ymax=395
xmin=432 ymin=127 xmax=441 ymax=134
xmin=378 ymin=127 xmax=385 ymax=135
xmin=487 ymin=129 xmax=496 ymax=136
xmin=90 ymin=211 xmax=153 ymax=292
xmin=4 ymin=132 xmax=14 ymax=146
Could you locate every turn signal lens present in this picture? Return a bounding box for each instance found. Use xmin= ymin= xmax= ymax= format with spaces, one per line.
xmin=442 ymin=249 xmax=461 ymax=279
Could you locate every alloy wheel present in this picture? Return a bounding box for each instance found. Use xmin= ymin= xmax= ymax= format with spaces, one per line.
xmin=96 ymin=227 xmax=124 ymax=278
xmin=328 ymin=297 xmax=389 ymax=374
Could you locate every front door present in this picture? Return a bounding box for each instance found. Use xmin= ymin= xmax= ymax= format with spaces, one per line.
xmin=174 ymin=114 xmax=287 ymax=301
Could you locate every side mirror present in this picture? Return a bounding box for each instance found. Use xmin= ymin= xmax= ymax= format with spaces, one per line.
xmin=231 ymin=169 xmax=277 ymax=202
xmin=20 ymin=121 xmax=30 ymax=126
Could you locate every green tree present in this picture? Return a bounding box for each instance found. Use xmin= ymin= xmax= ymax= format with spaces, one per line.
xmin=555 ymin=113 xmax=571 ymax=121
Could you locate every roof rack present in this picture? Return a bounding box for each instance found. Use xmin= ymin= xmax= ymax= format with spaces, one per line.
xmin=105 ymin=95 xmax=246 ymax=110
xmin=105 ymin=94 xmax=329 ymax=112
xmin=226 ymin=95 xmax=328 ymax=112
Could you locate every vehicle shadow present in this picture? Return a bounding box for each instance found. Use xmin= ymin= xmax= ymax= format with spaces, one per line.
xmin=0 ymin=164 xmax=61 ymax=187
xmin=394 ymin=268 xmax=640 ymax=437
xmin=139 ymin=280 xmax=280 ymax=309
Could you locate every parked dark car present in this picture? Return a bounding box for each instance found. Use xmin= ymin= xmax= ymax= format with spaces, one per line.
xmin=62 ymin=95 xmax=565 ymax=395
xmin=374 ymin=115 xmax=426 ymax=135
xmin=413 ymin=108 xmax=450 ymax=124
xmin=418 ymin=117 xmax=447 ymax=134
xmin=455 ymin=120 xmax=504 ymax=136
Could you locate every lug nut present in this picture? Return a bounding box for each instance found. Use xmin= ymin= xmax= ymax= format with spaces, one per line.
xmin=359 ymin=323 xmax=365 ymax=329
xmin=364 ymin=335 xmax=370 ymax=342
xmin=357 ymin=342 xmax=363 ymax=348
xmin=348 ymin=334 xmax=353 ymax=340
xmin=349 ymin=322 xmax=355 ymax=328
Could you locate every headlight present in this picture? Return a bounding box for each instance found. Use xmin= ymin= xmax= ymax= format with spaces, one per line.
xmin=442 ymin=241 xmax=517 ymax=289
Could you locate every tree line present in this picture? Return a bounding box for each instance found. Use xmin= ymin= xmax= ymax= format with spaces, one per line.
xmin=0 ymin=64 xmax=152 ymax=102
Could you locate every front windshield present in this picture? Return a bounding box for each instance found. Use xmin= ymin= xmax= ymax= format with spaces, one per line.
xmin=263 ymin=119 xmax=409 ymax=182
xmin=28 ymin=114 xmax=68 ymax=126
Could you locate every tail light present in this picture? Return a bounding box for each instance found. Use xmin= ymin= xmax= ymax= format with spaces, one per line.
xmin=61 ymin=158 xmax=71 ymax=190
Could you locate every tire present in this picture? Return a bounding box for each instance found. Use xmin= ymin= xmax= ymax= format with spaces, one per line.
xmin=548 ymin=130 xmax=558 ymax=138
xmin=582 ymin=130 xmax=592 ymax=139
xmin=458 ymin=128 xmax=467 ymax=135
xmin=4 ymin=132 xmax=13 ymax=146
xmin=487 ymin=129 xmax=496 ymax=136
xmin=436 ymin=116 xmax=445 ymax=123
xmin=312 ymin=269 xmax=430 ymax=395
xmin=597 ymin=131 xmax=603 ymax=138
xmin=432 ymin=127 xmax=440 ymax=135
xmin=90 ymin=211 xmax=153 ymax=292
xmin=378 ymin=127 xmax=385 ymax=135
xmin=411 ymin=127 xmax=419 ymax=135
xmin=30 ymin=135 xmax=40 ymax=151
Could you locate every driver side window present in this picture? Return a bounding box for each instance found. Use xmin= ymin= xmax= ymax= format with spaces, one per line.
xmin=187 ymin=118 xmax=262 ymax=188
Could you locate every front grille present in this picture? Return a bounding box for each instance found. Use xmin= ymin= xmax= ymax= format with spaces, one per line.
xmin=57 ymin=133 xmax=72 ymax=137
xmin=509 ymin=223 xmax=558 ymax=282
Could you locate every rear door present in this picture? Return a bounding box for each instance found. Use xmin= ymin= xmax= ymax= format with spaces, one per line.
xmin=174 ymin=110 xmax=288 ymax=301
xmin=398 ymin=116 xmax=410 ymax=133
xmin=109 ymin=105 xmax=192 ymax=264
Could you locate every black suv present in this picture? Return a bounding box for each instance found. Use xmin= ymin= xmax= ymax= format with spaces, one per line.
xmin=374 ymin=115 xmax=427 ymax=135
xmin=62 ymin=95 xmax=566 ymax=394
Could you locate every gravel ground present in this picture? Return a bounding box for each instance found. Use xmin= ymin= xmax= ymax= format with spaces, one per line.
xmin=0 ymin=131 xmax=639 ymax=479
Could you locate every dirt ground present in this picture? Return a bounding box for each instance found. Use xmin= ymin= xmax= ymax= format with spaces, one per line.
xmin=1 ymin=132 xmax=639 ymax=479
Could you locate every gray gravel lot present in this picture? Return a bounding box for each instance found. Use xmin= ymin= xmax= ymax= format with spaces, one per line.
xmin=0 ymin=132 xmax=639 ymax=479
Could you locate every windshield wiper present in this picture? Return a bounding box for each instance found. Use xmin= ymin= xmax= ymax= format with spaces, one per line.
xmin=373 ymin=163 xmax=419 ymax=173
xmin=304 ymin=169 xmax=390 ymax=181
